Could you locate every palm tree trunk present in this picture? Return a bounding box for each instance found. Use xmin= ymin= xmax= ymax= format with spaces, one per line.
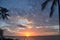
xmin=49 ymin=0 xmax=55 ymax=18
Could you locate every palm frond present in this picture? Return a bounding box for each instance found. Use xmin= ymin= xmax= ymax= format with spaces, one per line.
xmin=0 ymin=7 xmax=9 ymax=19
xmin=54 ymin=0 xmax=58 ymax=5
xmin=49 ymin=0 xmax=55 ymax=18
xmin=1 ymin=15 xmax=7 ymax=19
xmin=41 ymin=0 xmax=50 ymax=10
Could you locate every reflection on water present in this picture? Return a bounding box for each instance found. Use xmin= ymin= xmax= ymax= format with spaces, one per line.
xmin=25 ymin=37 xmax=34 ymax=40
xmin=20 ymin=37 xmax=34 ymax=40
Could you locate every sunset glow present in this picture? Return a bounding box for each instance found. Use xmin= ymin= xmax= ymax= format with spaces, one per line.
xmin=15 ymin=28 xmax=59 ymax=36
xmin=24 ymin=32 xmax=31 ymax=37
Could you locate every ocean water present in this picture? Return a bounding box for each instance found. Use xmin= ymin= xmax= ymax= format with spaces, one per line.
xmin=4 ymin=35 xmax=60 ymax=40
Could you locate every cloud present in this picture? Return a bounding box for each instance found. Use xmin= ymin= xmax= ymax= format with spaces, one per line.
xmin=0 ymin=0 xmax=59 ymax=36
xmin=1 ymin=0 xmax=58 ymax=27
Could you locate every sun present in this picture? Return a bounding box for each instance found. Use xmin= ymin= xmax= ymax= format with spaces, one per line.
xmin=24 ymin=32 xmax=31 ymax=37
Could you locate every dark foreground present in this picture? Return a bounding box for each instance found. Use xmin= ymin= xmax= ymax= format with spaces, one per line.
xmin=0 ymin=35 xmax=60 ymax=40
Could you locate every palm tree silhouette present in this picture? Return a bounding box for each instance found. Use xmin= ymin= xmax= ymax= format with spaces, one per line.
xmin=0 ymin=7 xmax=10 ymax=40
xmin=0 ymin=28 xmax=3 ymax=36
xmin=0 ymin=7 xmax=9 ymax=19
xmin=41 ymin=0 xmax=59 ymax=18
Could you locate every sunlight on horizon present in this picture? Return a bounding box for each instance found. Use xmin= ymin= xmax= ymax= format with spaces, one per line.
xmin=24 ymin=32 xmax=31 ymax=37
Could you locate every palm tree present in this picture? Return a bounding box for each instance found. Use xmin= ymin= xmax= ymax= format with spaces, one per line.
xmin=0 ymin=7 xmax=10 ymax=40
xmin=0 ymin=7 xmax=9 ymax=19
xmin=0 ymin=28 xmax=4 ymax=40
xmin=41 ymin=0 xmax=60 ymax=18
xmin=0 ymin=28 xmax=3 ymax=36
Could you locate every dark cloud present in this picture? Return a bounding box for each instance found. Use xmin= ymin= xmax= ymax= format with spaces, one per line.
xmin=17 ymin=25 xmax=26 ymax=28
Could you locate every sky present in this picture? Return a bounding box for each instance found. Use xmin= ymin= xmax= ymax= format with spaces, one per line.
xmin=0 ymin=0 xmax=59 ymax=36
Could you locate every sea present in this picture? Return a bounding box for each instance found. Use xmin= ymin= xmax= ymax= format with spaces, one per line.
xmin=4 ymin=35 xmax=60 ymax=40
